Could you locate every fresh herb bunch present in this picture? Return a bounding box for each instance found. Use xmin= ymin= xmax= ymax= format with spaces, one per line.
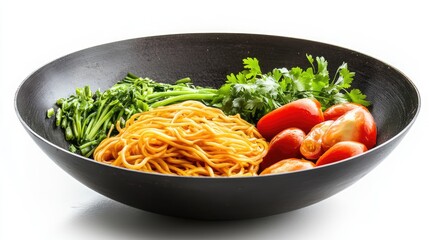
xmin=47 ymin=73 xmax=217 ymax=157
xmin=211 ymin=54 xmax=370 ymax=124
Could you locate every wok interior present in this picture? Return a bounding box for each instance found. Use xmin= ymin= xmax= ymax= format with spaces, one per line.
xmin=17 ymin=33 xmax=419 ymax=161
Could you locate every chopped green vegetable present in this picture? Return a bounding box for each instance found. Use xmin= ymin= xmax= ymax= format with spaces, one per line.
xmin=46 ymin=108 xmax=55 ymax=118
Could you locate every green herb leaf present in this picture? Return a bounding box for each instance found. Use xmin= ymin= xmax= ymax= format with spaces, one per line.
xmin=348 ymin=89 xmax=371 ymax=106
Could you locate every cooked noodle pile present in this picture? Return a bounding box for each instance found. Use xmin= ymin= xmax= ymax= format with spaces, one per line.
xmin=93 ymin=101 xmax=268 ymax=177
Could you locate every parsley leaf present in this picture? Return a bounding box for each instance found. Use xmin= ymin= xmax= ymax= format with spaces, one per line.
xmin=348 ymin=89 xmax=371 ymax=106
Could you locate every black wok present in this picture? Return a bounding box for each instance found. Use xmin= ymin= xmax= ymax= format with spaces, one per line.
xmin=15 ymin=33 xmax=420 ymax=220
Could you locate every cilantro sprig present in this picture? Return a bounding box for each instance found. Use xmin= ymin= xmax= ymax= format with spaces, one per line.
xmin=211 ymin=54 xmax=370 ymax=124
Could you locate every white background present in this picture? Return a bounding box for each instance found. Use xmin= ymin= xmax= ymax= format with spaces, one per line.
xmin=1 ymin=0 xmax=427 ymax=239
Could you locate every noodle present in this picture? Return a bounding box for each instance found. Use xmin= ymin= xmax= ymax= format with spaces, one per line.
xmin=93 ymin=101 xmax=268 ymax=177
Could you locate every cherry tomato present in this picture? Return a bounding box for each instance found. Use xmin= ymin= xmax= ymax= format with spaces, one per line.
xmin=323 ymin=103 xmax=365 ymax=121
xmin=260 ymin=158 xmax=315 ymax=175
xmin=316 ymin=141 xmax=367 ymax=166
xmin=259 ymin=128 xmax=306 ymax=172
xmin=322 ymin=107 xmax=377 ymax=150
xmin=257 ymin=98 xmax=324 ymax=141
xmin=300 ymin=120 xmax=334 ymax=160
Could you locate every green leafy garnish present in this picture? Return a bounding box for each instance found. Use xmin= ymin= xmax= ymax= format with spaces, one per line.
xmin=212 ymin=54 xmax=370 ymax=123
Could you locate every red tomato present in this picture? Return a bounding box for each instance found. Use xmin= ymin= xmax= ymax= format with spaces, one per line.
xmin=323 ymin=103 xmax=365 ymax=121
xmin=260 ymin=158 xmax=315 ymax=175
xmin=259 ymin=128 xmax=306 ymax=172
xmin=316 ymin=141 xmax=367 ymax=166
xmin=300 ymin=120 xmax=334 ymax=160
xmin=322 ymin=107 xmax=377 ymax=150
xmin=256 ymin=98 xmax=324 ymax=141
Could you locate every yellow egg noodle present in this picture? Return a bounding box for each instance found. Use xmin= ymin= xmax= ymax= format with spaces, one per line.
xmin=94 ymin=101 xmax=268 ymax=177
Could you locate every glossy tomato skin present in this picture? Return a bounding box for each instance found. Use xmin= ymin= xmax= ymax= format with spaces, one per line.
xmin=259 ymin=128 xmax=306 ymax=172
xmin=300 ymin=120 xmax=334 ymax=160
xmin=260 ymin=158 xmax=315 ymax=175
xmin=316 ymin=141 xmax=367 ymax=166
xmin=256 ymin=98 xmax=324 ymax=141
xmin=323 ymin=103 xmax=364 ymax=121
xmin=322 ymin=107 xmax=377 ymax=150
